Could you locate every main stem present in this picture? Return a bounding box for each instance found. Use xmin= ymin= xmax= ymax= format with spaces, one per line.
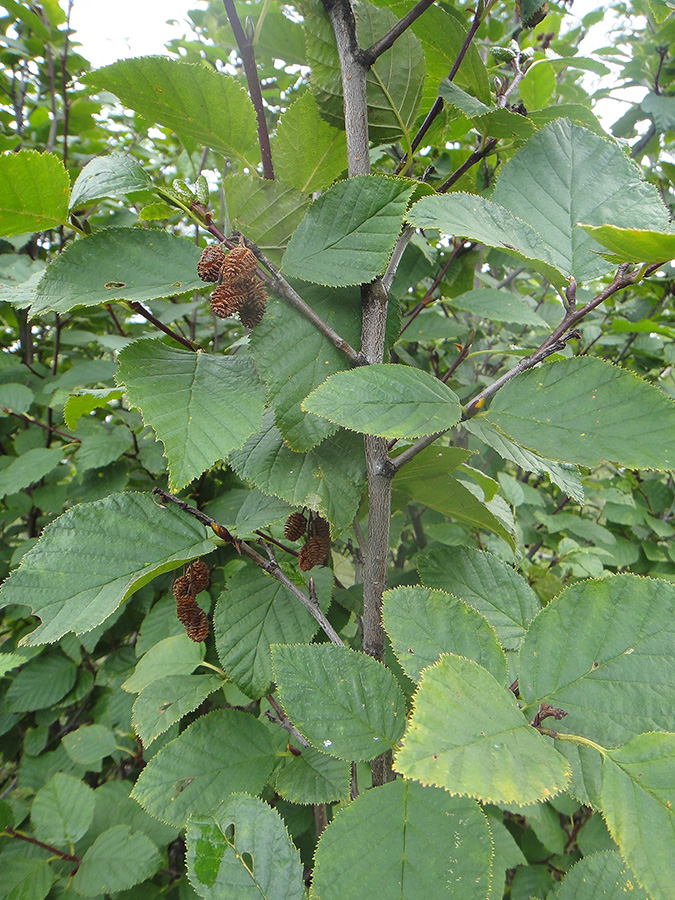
xmin=322 ymin=0 xmax=396 ymax=785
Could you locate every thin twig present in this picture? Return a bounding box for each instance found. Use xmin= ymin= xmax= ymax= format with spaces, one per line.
xmin=441 ymin=329 xmax=475 ymax=382
xmin=360 ymin=0 xmax=436 ymax=66
xmin=127 ymin=301 xmax=197 ymax=351
xmin=265 ymin=694 xmax=310 ymax=748
xmin=383 ymin=227 xmax=414 ymax=292
xmin=5 ymin=827 xmax=80 ymax=864
xmin=437 ymin=137 xmax=499 ymax=194
xmin=152 ymin=488 xmax=344 ymax=645
xmin=221 ymin=0 xmax=274 ymax=179
xmin=106 ymin=303 xmax=127 ymax=336
xmin=394 ymin=5 xmax=484 ymax=174
xmin=0 ymin=407 xmax=80 ymax=442
xmin=254 ymin=530 xmax=299 ymax=558
xmin=399 ymin=242 xmax=466 ymax=336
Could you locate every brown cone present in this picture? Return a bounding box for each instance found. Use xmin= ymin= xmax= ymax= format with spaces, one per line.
xmin=197 ymin=244 xmax=226 ymax=282
xmin=221 ymin=246 xmax=258 ymax=279
xmin=284 ymin=512 xmax=308 ymax=542
xmin=187 ymin=559 xmax=210 ymax=593
xmin=238 ymin=279 xmax=267 ymax=328
xmin=183 ymin=605 xmax=210 ymax=642
xmin=211 ymin=282 xmax=248 ymax=318
xmin=173 ymin=575 xmax=193 ymax=604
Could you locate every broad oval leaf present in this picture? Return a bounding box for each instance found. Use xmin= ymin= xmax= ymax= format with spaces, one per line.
xmin=554 ymin=851 xmax=649 ymax=900
xmin=395 ymin=654 xmax=570 ymax=804
xmin=131 ymin=709 xmax=277 ymax=827
xmin=5 ymin=652 xmax=77 ymax=711
xmin=214 ymin=564 xmax=332 ymax=699
xmin=519 ymin=574 xmax=675 ymax=746
xmin=383 ymin=585 xmax=508 ymax=684
xmin=485 ymin=357 xmax=675 ymax=471
xmin=490 ymin=119 xmax=668 ymax=282
xmin=71 ymin=824 xmax=161 ymax=896
xmin=271 ymin=643 xmax=407 ymax=761
xmin=0 ymin=150 xmax=70 ymax=235
xmin=302 ymin=364 xmax=462 ymax=439
xmin=85 ymin=57 xmax=260 ymax=166
xmin=123 ymin=634 xmax=206 ymax=695
xmin=282 ymin=175 xmax=415 ymax=286
xmin=312 ymin=780 xmax=493 ymax=900
xmin=448 ymin=288 xmax=548 ymax=327
xmin=31 ymin=773 xmax=95 ymax=848
xmin=272 ymin=93 xmax=347 ymax=194
xmin=186 ymin=795 xmax=304 ymax=900
xmin=132 ymin=674 xmax=223 ymax=747
xmin=418 ymin=547 xmax=540 ymax=650
xmin=601 ymin=733 xmax=675 ymax=900
xmin=31 ymin=228 xmax=205 ymax=315
xmin=0 ymin=492 xmax=215 ymax=646
xmin=0 ymin=447 xmax=64 ymax=500
xmin=69 ymin=154 xmax=152 ymax=209
xmin=249 ymin=289 xmax=361 ymax=452
xmin=116 ymin=339 xmax=266 ymax=491
xmin=228 ymin=410 xmax=367 ymax=531
xmin=274 ymin=744 xmax=350 ymax=805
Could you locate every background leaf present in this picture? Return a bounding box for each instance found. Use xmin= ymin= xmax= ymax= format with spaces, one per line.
xmin=311 ymin=780 xmax=493 ymax=900
xmin=117 ymin=339 xmax=266 ymax=491
xmin=0 ymin=492 xmax=215 ymax=645
xmin=274 ymin=744 xmax=350 ymax=805
xmin=186 ymin=795 xmax=304 ymax=900
xmin=31 ymin=228 xmax=205 ymax=315
xmin=0 ymin=150 xmax=70 ymax=235
xmin=519 ymin=574 xmax=675 ymax=745
xmin=70 ymin=824 xmax=161 ymax=896
xmin=132 ymin=674 xmax=223 ymax=747
xmin=69 ymin=154 xmax=152 ymax=209
xmin=447 ymin=288 xmax=548 ymax=327
xmin=383 ymin=585 xmax=508 ymax=684
xmin=553 ymin=851 xmax=649 ymax=900
xmin=418 ymin=547 xmax=540 ymax=649
xmin=601 ymin=733 xmax=675 ymax=900
xmin=272 ymin=643 xmax=407 ymax=761
xmin=132 ymin=709 xmax=276 ymax=827
xmin=485 ymin=357 xmax=675 ymax=471
xmin=396 ymin=654 xmax=570 ymax=804
xmin=31 ymin=773 xmax=95 ymax=848
xmin=282 ymin=175 xmax=415 ymax=286
xmin=272 ymin=93 xmax=347 ymax=193
xmin=85 ymin=57 xmax=260 ymax=166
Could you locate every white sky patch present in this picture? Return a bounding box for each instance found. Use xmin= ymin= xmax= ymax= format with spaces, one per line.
xmin=66 ymin=0 xmax=206 ymax=67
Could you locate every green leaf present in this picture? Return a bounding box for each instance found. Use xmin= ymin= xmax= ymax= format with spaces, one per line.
xmin=391 ymin=446 xmax=472 ymax=510
xmin=64 ymin=388 xmax=125 ymax=430
xmin=71 ymin=824 xmax=161 ymax=896
xmin=395 ymin=654 xmax=570 ymax=804
xmin=275 ymin=745 xmax=350 ymax=805
xmin=418 ymin=548 xmax=540 ymax=650
xmin=553 ymin=851 xmax=649 ymax=900
xmin=228 ymin=411 xmax=367 ymax=531
xmin=123 ymin=634 xmax=206 ymax=694
xmin=62 ymin=725 xmax=118 ymax=766
xmin=214 ymin=563 xmax=331 ymax=699
xmin=132 ymin=674 xmax=223 ymax=747
xmin=490 ymin=119 xmax=668 ymax=282
xmin=641 ymin=91 xmax=675 ymax=131
xmin=0 ymin=448 xmax=64 ymax=500
xmin=306 ymin=0 xmax=425 ymax=143
xmin=465 ymin=419 xmax=584 ymax=504
xmin=226 ymin=175 xmax=309 ymax=266
xmin=601 ymin=733 xmax=675 ymax=900
xmin=580 ymin=224 xmax=675 ymax=264
xmin=131 ymin=709 xmax=276 ymax=827
xmin=408 ymin=192 xmax=556 ymax=272
xmin=249 ymin=289 xmax=361 ymax=452
xmin=282 ymin=175 xmax=415 ymax=286
xmin=31 ymin=228 xmax=205 ymax=316
xmin=85 ymin=58 xmax=260 ymax=166
xmin=31 ymin=773 xmax=95 ymax=847
xmin=74 ymin=422 xmax=134 ymax=472
xmin=0 ymin=857 xmax=52 ymax=900
xmin=271 ymin=643 xmax=406 ymax=761
xmin=518 ymin=61 xmax=557 ymax=110
xmin=69 ymin=154 xmax=152 ymax=210
xmin=117 ymin=339 xmax=266 ymax=491
xmin=312 ymin=780 xmax=493 ymax=900
xmin=383 ymin=586 xmax=508 ymax=684
xmin=0 ymin=383 xmax=35 ymax=415
xmin=5 ymin=653 xmax=77 ymax=711
xmin=272 ymin=93 xmax=347 ymax=193
xmin=302 ymin=364 xmax=461 ymax=439
xmin=412 ymin=4 xmax=491 ymax=108
xmin=186 ymin=795 xmax=303 ymax=900
xmin=438 ymin=81 xmax=536 ymax=140
xmin=447 ymin=288 xmax=548 ymax=327
xmin=519 ymin=574 xmax=675 ymax=746
xmin=485 ymin=357 xmax=675 ymax=471
xmin=0 ymin=150 xmax=70 ymax=235
xmin=0 ymin=492 xmax=215 ymax=646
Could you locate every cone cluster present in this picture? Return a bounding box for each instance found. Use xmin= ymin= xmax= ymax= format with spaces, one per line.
xmin=172 ymin=559 xmax=210 ymax=642
xmin=197 ymin=244 xmax=267 ymax=328
xmin=297 ymin=513 xmax=331 ymax=572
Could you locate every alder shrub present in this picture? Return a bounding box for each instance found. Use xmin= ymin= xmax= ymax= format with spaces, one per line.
xmin=1 ymin=0 xmax=674 ymax=897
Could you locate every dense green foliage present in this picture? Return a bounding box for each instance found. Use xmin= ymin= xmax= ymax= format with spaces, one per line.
xmin=1 ymin=0 xmax=675 ymax=898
